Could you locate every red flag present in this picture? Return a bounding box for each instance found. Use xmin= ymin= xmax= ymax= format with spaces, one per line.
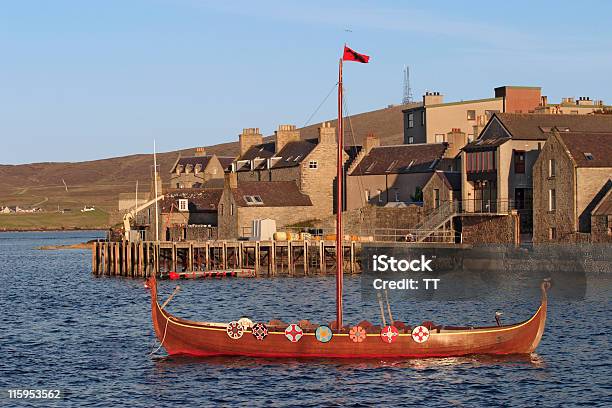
xmin=342 ymin=45 xmax=370 ymax=63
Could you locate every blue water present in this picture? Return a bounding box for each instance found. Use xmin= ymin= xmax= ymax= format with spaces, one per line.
xmin=0 ymin=231 xmax=610 ymax=407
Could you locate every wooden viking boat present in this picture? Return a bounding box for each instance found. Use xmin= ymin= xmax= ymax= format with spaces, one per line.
xmin=146 ymin=46 xmax=550 ymax=358
xmin=167 ymin=269 xmax=256 ymax=280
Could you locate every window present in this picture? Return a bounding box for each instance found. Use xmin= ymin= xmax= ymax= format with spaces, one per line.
xmin=435 ymin=134 xmax=445 ymax=143
xmin=195 ymin=164 xmax=202 ymax=174
xmin=230 ymin=203 xmax=234 ymax=216
xmin=548 ymin=159 xmax=556 ymax=178
xmin=386 ymin=160 xmax=398 ymax=172
xmin=394 ymin=190 xmax=400 ymax=202
xmin=408 ymin=137 xmax=414 ymax=144
xmin=549 ymin=189 xmax=556 ymax=211
xmin=365 ymin=190 xmax=370 ymax=201
xmin=408 ymin=113 xmax=414 ymax=128
xmin=309 ymin=160 xmax=318 ymax=169
xmin=514 ymin=151 xmax=525 ymax=174
xmin=584 ymin=153 xmax=594 ymax=161
xmin=467 ymin=110 xmax=476 ymax=120
xmin=178 ymin=199 xmax=188 ymax=212
xmin=219 ymin=204 xmax=224 ymax=216
xmin=244 ymin=195 xmax=264 ymax=205
xmin=285 ymin=156 xmax=293 ymax=162
xmin=377 ymin=190 xmax=383 ymax=203
xmin=293 ymin=155 xmax=301 ymax=161
xmin=434 ymin=189 xmax=440 ymax=209
xmin=365 ymin=162 xmax=377 ymax=173
xmin=549 ymin=227 xmax=557 ymax=240
xmin=421 ymin=111 xmax=425 ymax=126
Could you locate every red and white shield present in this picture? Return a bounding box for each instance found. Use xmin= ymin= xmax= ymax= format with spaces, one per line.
xmin=226 ymin=321 xmax=244 ymax=340
xmin=411 ymin=325 xmax=430 ymax=343
xmin=284 ymin=324 xmax=303 ymax=343
xmin=251 ymin=323 xmax=268 ymax=341
xmin=349 ymin=326 xmax=367 ymax=343
xmin=380 ymin=325 xmax=399 ymax=344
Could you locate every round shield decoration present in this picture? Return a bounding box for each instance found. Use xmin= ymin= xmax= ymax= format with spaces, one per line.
xmin=411 ymin=325 xmax=430 ymax=343
xmin=251 ymin=323 xmax=268 ymax=341
xmin=238 ymin=317 xmax=254 ymax=330
xmin=349 ymin=326 xmax=367 ymax=343
xmin=226 ymin=321 xmax=244 ymax=340
xmin=285 ymin=324 xmax=303 ymax=343
xmin=315 ymin=325 xmax=333 ymax=343
xmin=380 ymin=325 xmax=399 ymax=344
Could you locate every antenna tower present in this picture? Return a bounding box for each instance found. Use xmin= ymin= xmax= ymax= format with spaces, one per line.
xmin=402 ymin=65 xmax=413 ymax=104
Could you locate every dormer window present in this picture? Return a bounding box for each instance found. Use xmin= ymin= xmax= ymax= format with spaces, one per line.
xmin=185 ymin=164 xmax=193 ymax=173
xmin=194 ymin=164 xmax=202 ymax=174
xmin=244 ymin=195 xmax=263 ymax=205
xmin=365 ymin=161 xmax=377 ymax=173
xmin=385 ymin=160 xmax=398 ymax=172
xmin=584 ymin=152 xmax=594 ymax=161
xmin=285 ymin=156 xmax=293 ymax=162
xmin=178 ymin=199 xmax=188 ymax=212
xmin=176 ymin=165 xmax=183 ymax=174
xmin=293 ymin=155 xmax=301 ymax=162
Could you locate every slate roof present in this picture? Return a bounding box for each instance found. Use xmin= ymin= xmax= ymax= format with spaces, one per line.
xmin=464 ymin=113 xmax=612 ymax=151
xmin=231 ymin=181 xmax=312 ymax=207
xmin=160 ymin=189 xmax=223 ymax=213
xmin=557 ymin=132 xmax=612 ymax=168
xmin=438 ymin=171 xmax=462 ymax=190
xmin=592 ymin=183 xmax=612 ymax=216
xmin=349 ymin=143 xmax=447 ymax=176
xmin=235 ymin=139 xmax=318 ymax=171
xmin=496 ymin=113 xmax=612 ymax=139
xmin=218 ymin=157 xmax=235 ymax=171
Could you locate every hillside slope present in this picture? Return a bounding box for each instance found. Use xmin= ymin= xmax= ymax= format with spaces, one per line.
xmin=0 ymin=103 xmax=413 ymax=228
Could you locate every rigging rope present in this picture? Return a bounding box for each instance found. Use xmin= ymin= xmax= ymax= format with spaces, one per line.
xmin=302 ymin=82 xmax=339 ymax=128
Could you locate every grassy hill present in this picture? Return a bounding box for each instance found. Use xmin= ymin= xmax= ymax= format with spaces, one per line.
xmin=0 ymin=103 xmax=414 ymax=230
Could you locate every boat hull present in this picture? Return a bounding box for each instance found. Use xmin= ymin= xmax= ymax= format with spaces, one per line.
xmin=149 ymin=280 xmax=548 ymax=359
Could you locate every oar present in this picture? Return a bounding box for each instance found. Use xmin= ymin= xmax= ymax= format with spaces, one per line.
xmin=160 ymin=285 xmax=181 ymax=310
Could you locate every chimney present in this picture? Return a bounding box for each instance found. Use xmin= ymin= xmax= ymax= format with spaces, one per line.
xmin=540 ymin=95 xmax=548 ymax=106
xmin=275 ymin=124 xmax=300 ymax=154
xmin=423 ymin=91 xmax=444 ymax=106
xmin=363 ymin=132 xmax=380 ymax=153
xmin=318 ymin=122 xmax=336 ymax=145
xmin=225 ymin=172 xmax=238 ymax=189
xmin=239 ymin=128 xmax=263 ymax=156
xmin=194 ymin=147 xmax=207 ymax=157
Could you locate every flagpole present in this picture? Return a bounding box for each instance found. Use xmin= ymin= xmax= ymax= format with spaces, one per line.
xmin=336 ymin=57 xmax=344 ymax=330
xmin=153 ymin=140 xmax=159 ymax=243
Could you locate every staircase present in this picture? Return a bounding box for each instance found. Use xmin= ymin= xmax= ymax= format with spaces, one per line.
xmin=412 ymin=201 xmax=457 ymax=242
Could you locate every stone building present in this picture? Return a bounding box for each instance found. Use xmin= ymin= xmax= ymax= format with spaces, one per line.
xmin=532 ymin=131 xmax=612 ymax=243
xmin=232 ymin=123 xmax=349 ymax=219
xmin=403 ymin=86 xmax=542 ymax=151
xmin=461 ymin=113 xmax=612 ymax=233
xmin=591 ymin=187 xmax=612 ymax=243
xmin=217 ymin=173 xmax=313 ymax=239
xmin=159 ymin=188 xmax=223 ymax=241
xmin=422 ymin=170 xmax=461 ymax=214
xmin=170 ymin=147 xmax=234 ymax=189
xmin=535 ymin=96 xmax=611 ymax=115
xmin=346 ymin=140 xmax=450 ymax=210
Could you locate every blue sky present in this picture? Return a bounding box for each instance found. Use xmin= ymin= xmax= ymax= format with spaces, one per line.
xmin=1 ymin=0 xmax=611 ymax=164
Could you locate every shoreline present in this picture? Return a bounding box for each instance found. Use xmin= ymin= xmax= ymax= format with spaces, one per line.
xmin=0 ymin=227 xmax=107 ymax=233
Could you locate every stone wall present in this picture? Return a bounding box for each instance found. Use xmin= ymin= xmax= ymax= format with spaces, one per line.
xmin=422 ymin=173 xmax=455 ymax=214
xmin=532 ymin=134 xmax=576 ymax=243
xmin=591 ymin=215 xmax=612 ymax=243
xmin=459 ymin=214 xmax=519 ymax=245
xmin=312 ymin=205 xmax=423 ymax=235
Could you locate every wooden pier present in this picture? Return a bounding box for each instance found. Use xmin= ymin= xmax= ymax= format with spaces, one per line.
xmin=91 ymin=240 xmax=361 ymax=278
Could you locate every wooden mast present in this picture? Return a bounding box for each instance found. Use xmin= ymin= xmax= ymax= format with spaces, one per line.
xmin=336 ymin=57 xmax=344 ymax=330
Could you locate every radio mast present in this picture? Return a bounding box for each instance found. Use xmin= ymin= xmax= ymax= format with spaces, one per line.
xmin=402 ymin=65 xmax=413 ymax=104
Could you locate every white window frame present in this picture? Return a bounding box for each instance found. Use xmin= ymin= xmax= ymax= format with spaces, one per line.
xmin=548 ymin=189 xmax=556 ymax=211
xmin=309 ymin=160 xmax=318 ymax=169
xmin=408 ymin=113 xmax=414 ymax=128
xmin=365 ymin=190 xmax=370 ymax=202
xmin=377 ymin=189 xmax=383 ymax=203
xmin=178 ymin=199 xmax=188 ymax=212
xmin=548 ymin=159 xmax=556 ymax=178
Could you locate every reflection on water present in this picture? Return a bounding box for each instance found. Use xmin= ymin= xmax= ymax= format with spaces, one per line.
xmin=0 ymin=232 xmax=610 ymax=407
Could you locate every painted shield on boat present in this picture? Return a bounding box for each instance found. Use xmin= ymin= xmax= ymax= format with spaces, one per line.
xmin=349 ymin=326 xmax=366 ymax=343
xmin=380 ymin=325 xmax=399 ymax=344
xmin=284 ymin=324 xmax=303 ymax=343
xmin=315 ymin=325 xmax=333 ymax=343
xmin=411 ymin=325 xmax=430 ymax=343
xmin=251 ymin=323 xmax=268 ymax=341
xmin=238 ymin=317 xmax=254 ymax=329
xmin=226 ymin=321 xmax=244 ymax=339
